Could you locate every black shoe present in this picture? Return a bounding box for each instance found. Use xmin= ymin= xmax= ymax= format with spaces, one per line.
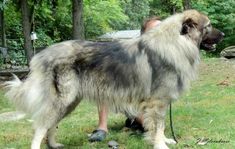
xmin=88 ymin=129 xmax=107 ymax=142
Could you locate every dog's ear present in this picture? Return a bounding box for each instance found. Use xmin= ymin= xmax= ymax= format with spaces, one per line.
xmin=181 ymin=18 xmax=197 ymax=35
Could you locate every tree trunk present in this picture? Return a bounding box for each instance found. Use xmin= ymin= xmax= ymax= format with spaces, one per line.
xmin=52 ymin=0 xmax=58 ymax=17
xmin=183 ymin=0 xmax=191 ymax=10
xmin=0 ymin=9 xmax=6 ymax=47
xmin=72 ymin=0 xmax=84 ymax=39
xmin=21 ymin=0 xmax=33 ymax=65
xmin=172 ymin=6 xmax=176 ymax=14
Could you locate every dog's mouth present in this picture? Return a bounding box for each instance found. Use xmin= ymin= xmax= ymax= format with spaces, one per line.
xmin=201 ymin=36 xmax=224 ymax=51
xmin=200 ymin=28 xmax=224 ymax=51
xmin=200 ymin=42 xmax=217 ymax=51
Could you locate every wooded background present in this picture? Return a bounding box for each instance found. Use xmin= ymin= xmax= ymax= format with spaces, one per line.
xmin=0 ymin=0 xmax=234 ymax=66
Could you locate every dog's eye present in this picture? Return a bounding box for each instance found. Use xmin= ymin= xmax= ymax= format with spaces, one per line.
xmin=204 ymin=23 xmax=211 ymax=29
xmin=203 ymin=24 xmax=211 ymax=35
xmin=205 ymin=29 xmax=210 ymax=35
xmin=202 ymin=28 xmax=209 ymax=35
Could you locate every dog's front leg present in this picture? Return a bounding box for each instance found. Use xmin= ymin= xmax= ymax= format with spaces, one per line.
xmin=142 ymin=100 xmax=170 ymax=149
xmin=154 ymin=114 xmax=168 ymax=149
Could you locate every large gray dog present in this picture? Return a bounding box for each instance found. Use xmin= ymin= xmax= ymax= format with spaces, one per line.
xmin=5 ymin=10 xmax=224 ymax=149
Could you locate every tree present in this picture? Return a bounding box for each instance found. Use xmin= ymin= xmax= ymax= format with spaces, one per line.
xmin=72 ymin=0 xmax=84 ymax=39
xmin=0 ymin=8 xmax=6 ymax=47
xmin=183 ymin=0 xmax=191 ymax=10
xmin=20 ymin=0 xmax=33 ymax=64
xmin=0 ymin=0 xmax=7 ymax=47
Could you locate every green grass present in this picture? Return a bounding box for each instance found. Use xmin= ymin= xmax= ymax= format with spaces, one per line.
xmin=0 ymin=58 xmax=235 ymax=149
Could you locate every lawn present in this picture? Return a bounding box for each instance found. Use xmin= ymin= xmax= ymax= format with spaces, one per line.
xmin=0 ymin=57 xmax=235 ymax=149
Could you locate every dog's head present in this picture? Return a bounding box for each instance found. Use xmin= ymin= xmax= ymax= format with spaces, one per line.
xmin=181 ymin=10 xmax=224 ymax=51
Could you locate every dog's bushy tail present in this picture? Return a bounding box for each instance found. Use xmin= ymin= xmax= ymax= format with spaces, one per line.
xmin=4 ymin=70 xmax=53 ymax=118
xmin=4 ymin=74 xmax=25 ymax=110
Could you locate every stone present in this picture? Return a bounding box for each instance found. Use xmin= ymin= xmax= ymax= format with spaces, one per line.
xmin=220 ymin=46 xmax=235 ymax=58
xmin=108 ymin=140 xmax=119 ymax=149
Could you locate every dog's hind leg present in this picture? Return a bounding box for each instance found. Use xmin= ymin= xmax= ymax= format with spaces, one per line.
xmin=47 ymin=126 xmax=64 ymax=149
xmin=142 ymin=99 xmax=170 ymax=149
xmin=30 ymin=102 xmax=68 ymax=149
xmin=31 ymin=127 xmax=48 ymax=149
xmin=45 ymin=97 xmax=82 ymax=149
xmin=31 ymin=110 xmax=68 ymax=149
xmin=31 ymin=114 xmax=63 ymax=149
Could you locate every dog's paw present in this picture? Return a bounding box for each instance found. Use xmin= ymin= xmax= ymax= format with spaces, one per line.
xmin=164 ymin=137 xmax=177 ymax=144
xmin=47 ymin=143 xmax=64 ymax=149
xmin=154 ymin=142 xmax=169 ymax=149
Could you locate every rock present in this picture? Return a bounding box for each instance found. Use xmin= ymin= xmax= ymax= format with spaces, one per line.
xmin=220 ymin=46 xmax=235 ymax=58
xmin=108 ymin=140 xmax=119 ymax=149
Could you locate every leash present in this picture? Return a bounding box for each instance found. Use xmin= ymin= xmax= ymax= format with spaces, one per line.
xmin=169 ymin=103 xmax=178 ymax=143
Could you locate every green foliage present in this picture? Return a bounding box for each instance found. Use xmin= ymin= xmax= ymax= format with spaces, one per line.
xmin=34 ymin=28 xmax=54 ymax=48
xmin=4 ymin=2 xmax=22 ymax=41
xmin=2 ymin=1 xmax=26 ymax=66
xmin=120 ymin=0 xmax=150 ymax=29
xmin=7 ymin=49 xmax=27 ymax=66
xmin=149 ymin=0 xmax=183 ymax=18
xmin=0 ymin=0 xmax=9 ymax=10
xmin=52 ymin=0 xmax=72 ymax=40
xmin=34 ymin=0 xmax=72 ymax=41
xmin=84 ymin=0 xmax=128 ymax=38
